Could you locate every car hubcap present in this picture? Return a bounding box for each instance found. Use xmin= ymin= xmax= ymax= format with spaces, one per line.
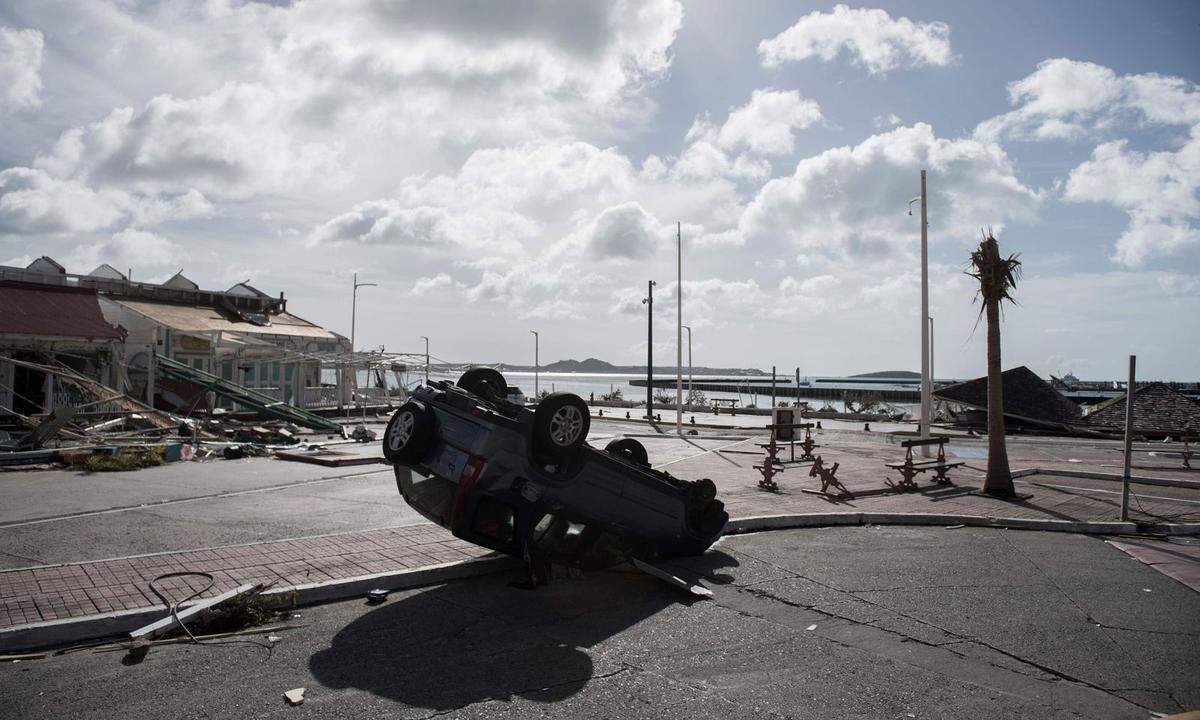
xmin=389 ymin=411 xmax=415 ymax=450
xmin=549 ymin=405 xmax=583 ymax=446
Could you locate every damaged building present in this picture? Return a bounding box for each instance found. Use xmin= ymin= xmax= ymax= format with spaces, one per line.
xmin=1 ymin=257 xmax=353 ymax=417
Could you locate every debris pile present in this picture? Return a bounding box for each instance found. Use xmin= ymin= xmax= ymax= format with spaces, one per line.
xmin=0 ymin=356 xmax=356 ymax=471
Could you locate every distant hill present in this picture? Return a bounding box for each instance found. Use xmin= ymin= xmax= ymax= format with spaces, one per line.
xmin=849 ymin=370 xmax=920 ymax=379
xmin=494 ymin=357 xmax=768 ymax=376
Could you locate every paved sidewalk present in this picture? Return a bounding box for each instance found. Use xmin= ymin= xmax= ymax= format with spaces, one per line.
xmin=670 ymin=433 xmax=1200 ymax=527
xmin=0 ymin=524 xmax=488 ymax=630
xmin=2 ymin=430 xmax=1198 ymax=635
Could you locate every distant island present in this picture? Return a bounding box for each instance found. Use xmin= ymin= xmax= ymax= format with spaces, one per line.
xmin=849 ymin=370 xmax=920 ymax=379
xmin=490 ymin=357 xmax=770 ymax=376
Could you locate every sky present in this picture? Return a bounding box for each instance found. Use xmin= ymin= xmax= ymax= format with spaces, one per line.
xmin=1 ymin=0 xmax=1198 ymax=380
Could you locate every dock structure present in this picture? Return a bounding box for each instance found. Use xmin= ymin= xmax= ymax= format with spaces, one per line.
xmin=630 ymin=377 xmax=925 ymax=403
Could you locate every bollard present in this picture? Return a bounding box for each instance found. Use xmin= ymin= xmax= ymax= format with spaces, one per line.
xmin=625 ymin=411 xmax=630 ymax=419
xmin=816 ymin=421 xmax=822 ymax=429
xmin=690 ymin=416 xmax=695 ymax=424
xmin=598 ymin=409 xmax=603 ymax=417
xmin=863 ymin=423 xmax=871 ymax=432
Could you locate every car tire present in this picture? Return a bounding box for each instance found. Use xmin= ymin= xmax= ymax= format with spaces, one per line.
xmin=533 ymin=392 xmax=590 ymax=457
xmin=689 ymin=478 xmax=717 ymax=505
xmin=458 ymin=367 xmax=508 ymax=402
xmin=605 ymin=438 xmax=649 ymax=466
xmin=383 ymin=400 xmax=435 ymax=465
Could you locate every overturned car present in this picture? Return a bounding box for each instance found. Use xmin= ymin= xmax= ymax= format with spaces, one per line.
xmin=383 ymin=369 xmax=727 ymax=569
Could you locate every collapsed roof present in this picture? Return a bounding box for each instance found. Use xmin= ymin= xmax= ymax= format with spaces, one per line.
xmin=1085 ymin=382 xmax=1200 ymax=435
xmin=934 ymin=366 xmax=1082 ymax=426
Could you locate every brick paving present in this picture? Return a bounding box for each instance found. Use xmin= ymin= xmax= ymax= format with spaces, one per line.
xmin=2 ymin=431 xmax=1197 ymax=632
xmin=670 ymin=432 xmax=1200 ymax=526
xmin=0 ymin=524 xmax=488 ymax=631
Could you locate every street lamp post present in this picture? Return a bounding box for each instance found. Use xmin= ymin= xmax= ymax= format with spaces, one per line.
xmin=420 ymin=336 xmax=429 ymax=385
xmin=350 ymin=272 xmax=378 ymax=353
xmin=682 ymin=325 xmax=692 ymax=410
xmin=642 ymin=280 xmax=655 ymax=420
xmin=909 ymin=171 xmax=932 ymax=457
xmin=676 ymin=221 xmax=683 ymax=436
xmin=530 ymin=330 xmax=539 ymax=399
xmin=348 ymin=273 xmax=377 ymax=413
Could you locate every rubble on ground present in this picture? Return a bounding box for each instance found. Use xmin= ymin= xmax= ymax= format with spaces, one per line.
xmin=0 ymin=357 xmax=376 ymax=472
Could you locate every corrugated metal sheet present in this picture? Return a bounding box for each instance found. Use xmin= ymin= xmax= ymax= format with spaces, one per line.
xmin=112 ymin=298 xmax=337 ymax=339
xmin=0 ymin=281 xmax=123 ymax=340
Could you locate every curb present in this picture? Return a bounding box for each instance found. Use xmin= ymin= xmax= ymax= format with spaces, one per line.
xmin=724 ymin=512 xmax=1200 ymax=537
xmin=6 ymin=510 xmax=1197 ymax=652
xmin=0 ymin=555 xmax=520 ymax=653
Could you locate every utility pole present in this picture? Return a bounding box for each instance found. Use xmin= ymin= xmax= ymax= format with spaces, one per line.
xmin=676 ymin=221 xmax=683 ymax=436
xmin=683 ymin=325 xmax=692 ymax=410
xmin=420 ymin=336 xmax=429 ymax=385
xmin=350 ymin=272 xmax=377 ymax=353
xmin=642 ymin=280 xmax=655 ymax=420
xmin=530 ymin=330 xmax=539 ymax=398
xmin=929 ymin=316 xmax=935 ymax=390
xmin=771 ymin=366 xmax=777 ymax=409
xmin=1121 ymin=355 xmax=1136 ymax=521
xmin=349 ymin=273 xmax=377 ymax=413
xmin=918 ymin=171 xmax=932 ymax=457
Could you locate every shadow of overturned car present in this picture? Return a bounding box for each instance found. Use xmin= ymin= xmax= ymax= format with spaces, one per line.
xmin=308 ymin=552 xmax=740 ymax=710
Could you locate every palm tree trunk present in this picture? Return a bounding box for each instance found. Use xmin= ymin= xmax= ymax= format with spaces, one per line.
xmin=983 ymin=296 xmax=1015 ymax=496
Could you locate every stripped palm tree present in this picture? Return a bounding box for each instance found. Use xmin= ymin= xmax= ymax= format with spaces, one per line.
xmin=967 ymin=230 xmax=1021 ymax=497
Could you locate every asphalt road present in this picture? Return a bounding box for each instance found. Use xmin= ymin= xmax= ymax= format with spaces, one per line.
xmin=0 ymin=421 xmax=738 ymax=569
xmin=4 ymin=527 xmax=1196 ymax=719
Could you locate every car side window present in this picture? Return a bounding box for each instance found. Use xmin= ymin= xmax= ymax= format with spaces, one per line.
xmin=473 ymin=497 xmax=515 ymax=544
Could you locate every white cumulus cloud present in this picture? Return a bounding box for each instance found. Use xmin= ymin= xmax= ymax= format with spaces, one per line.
xmin=0 ymin=27 xmax=43 ymax=111
xmin=759 ymin=5 xmax=953 ymax=75
xmin=716 ymin=89 xmax=822 ymax=156
xmin=738 ymin=123 xmax=1041 ymax=260
xmin=978 ymin=59 xmax=1200 ymax=266
xmin=65 ymin=229 xmax=185 ymax=280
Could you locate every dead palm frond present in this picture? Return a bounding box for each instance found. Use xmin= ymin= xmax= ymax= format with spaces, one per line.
xmin=966 ymin=228 xmax=1021 ymax=319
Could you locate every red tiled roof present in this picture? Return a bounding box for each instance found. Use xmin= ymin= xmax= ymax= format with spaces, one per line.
xmin=0 ymin=281 xmax=123 ymax=340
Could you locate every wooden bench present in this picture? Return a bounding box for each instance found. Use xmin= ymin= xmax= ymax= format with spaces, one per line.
xmin=885 ymin=437 xmax=963 ymax=492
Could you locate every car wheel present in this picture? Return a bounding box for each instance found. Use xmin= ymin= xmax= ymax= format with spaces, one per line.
xmin=689 ymin=478 xmax=717 ymax=505
xmin=533 ymin=392 xmax=590 ymax=456
xmin=382 ymin=400 xmax=435 ymax=464
xmin=458 ymin=367 xmax=508 ymax=402
xmin=605 ymin=438 xmax=649 ymax=466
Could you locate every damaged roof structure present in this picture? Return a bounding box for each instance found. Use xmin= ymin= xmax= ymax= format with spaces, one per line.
xmin=1084 ymin=382 xmax=1200 ymax=437
xmin=934 ymin=366 xmax=1083 ymax=430
xmin=0 ymin=256 xmax=397 ymax=467
xmin=0 ymin=281 xmax=126 ymax=416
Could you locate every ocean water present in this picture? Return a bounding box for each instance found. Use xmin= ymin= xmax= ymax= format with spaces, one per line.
xmin=351 ymin=368 xmax=918 ymax=414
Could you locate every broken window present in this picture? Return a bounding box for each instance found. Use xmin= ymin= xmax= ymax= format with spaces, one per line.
xmin=403 ymin=472 xmax=457 ymax=525
xmin=473 ymin=497 xmax=515 ymax=544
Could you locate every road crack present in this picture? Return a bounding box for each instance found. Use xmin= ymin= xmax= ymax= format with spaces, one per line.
xmin=719 ymin=545 xmax=1165 ymax=714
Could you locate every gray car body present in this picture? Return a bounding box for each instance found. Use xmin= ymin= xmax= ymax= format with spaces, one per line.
xmin=391 ymin=381 xmax=725 ymax=560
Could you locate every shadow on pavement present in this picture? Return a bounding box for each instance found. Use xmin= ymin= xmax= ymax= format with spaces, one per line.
xmin=308 ymin=552 xmax=740 ymax=710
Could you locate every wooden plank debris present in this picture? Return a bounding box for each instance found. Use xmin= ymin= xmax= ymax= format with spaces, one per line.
xmin=631 ymin=558 xmax=712 ymax=598
xmin=129 ymin=582 xmax=260 ymax=641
